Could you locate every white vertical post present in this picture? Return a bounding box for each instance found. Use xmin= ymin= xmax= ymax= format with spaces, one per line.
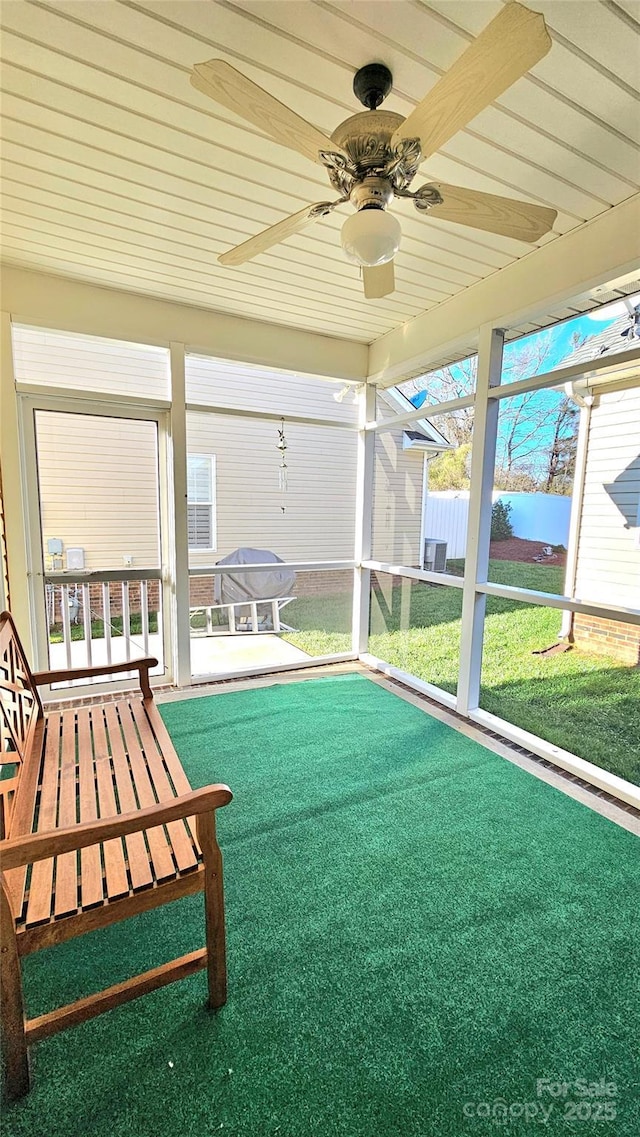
xmin=11 ymin=387 xmax=50 ymax=668
xmin=0 ymin=314 xmax=32 ymax=642
xmin=82 ymin=582 xmax=92 ymax=667
xmin=418 ymin=453 xmax=428 ymax=570
xmin=61 ymin=585 xmax=72 ymax=669
xmin=121 ymin=580 xmax=131 ymax=662
xmin=352 ymin=384 xmax=376 ymax=655
xmin=140 ymin=579 xmax=149 ymax=654
xmin=560 ymin=402 xmax=591 ymax=638
xmin=169 ymin=342 xmax=192 ymax=687
xmin=102 ymin=581 xmax=112 ymax=664
xmin=457 ymin=325 xmax=504 ymax=716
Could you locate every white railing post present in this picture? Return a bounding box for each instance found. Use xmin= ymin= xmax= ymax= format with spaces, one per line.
xmin=352 ymin=384 xmax=376 ymax=655
xmin=82 ymin=582 xmax=92 ymax=667
xmin=140 ymin=579 xmax=150 ymax=654
xmin=457 ymin=325 xmax=504 ymax=716
xmin=102 ymin=581 xmax=112 ymax=665
xmin=61 ymin=584 xmax=72 ymax=669
xmin=169 ymin=342 xmax=192 ymax=687
xmin=121 ymin=580 xmax=131 ymax=662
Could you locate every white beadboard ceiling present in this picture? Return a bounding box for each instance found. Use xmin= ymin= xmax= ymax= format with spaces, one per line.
xmin=1 ymin=0 xmax=639 ymax=345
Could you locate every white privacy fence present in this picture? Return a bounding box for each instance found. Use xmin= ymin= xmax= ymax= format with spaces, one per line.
xmin=424 ymin=491 xmax=572 ymax=559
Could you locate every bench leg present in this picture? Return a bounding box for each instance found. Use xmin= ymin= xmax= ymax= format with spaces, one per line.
xmin=195 ymin=813 xmax=228 ymax=1010
xmin=1 ymin=883 xmax=30 ymax=1100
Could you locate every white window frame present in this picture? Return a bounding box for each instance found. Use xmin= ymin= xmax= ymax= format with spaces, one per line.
xmin=186 ymin=453 xmax=217 ymax=553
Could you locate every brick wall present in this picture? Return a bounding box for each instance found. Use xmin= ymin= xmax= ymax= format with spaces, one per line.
xmin=573 ymin=614 xmax=640 ymax=665
xmin=189 ymin=569 xmax=353 ymax=607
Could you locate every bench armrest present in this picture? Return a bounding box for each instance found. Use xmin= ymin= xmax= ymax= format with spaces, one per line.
xmin=0 ymin=784 xmax=232 ymax=870
xmin=33 ymin=657 xmax=159 ymax=700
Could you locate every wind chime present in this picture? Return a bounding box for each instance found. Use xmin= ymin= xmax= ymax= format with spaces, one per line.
xmin=277 ymin=417 xmax=288 ymax=512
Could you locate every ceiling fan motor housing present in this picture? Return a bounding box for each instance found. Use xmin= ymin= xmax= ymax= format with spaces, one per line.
xmin=330 ymin=110 xmax=405 ymax=171
xmin=350 ymin=177 xmax=394 ymax=211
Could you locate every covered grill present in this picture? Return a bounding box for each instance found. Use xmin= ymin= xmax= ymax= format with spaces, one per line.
xmin=214 ymin=548 xmax=296 ymax=632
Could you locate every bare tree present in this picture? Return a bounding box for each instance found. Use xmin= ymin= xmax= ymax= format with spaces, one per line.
xmin=541 ymin=396 xmax=579 ymax=493
xmin=407 ymin=331 xmax=581 ymax=494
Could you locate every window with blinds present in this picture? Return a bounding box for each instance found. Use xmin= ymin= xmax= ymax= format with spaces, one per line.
xmin=187 ymin=455 xmax=215 ymax=550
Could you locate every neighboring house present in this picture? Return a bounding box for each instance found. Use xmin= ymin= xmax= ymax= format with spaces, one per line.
xmin=558 ymin=311 xmax=640 ymax=664
xmin=13 ymin=326 xmax=449 ymax=593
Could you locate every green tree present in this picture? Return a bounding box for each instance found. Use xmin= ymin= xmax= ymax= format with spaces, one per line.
xmin=428 ymin=443 xmax=471 ymax=490
xmin=404 ymin=331 xmax=581 ymax=496
xmin=490 ymin=500 xmax=514 ymax=541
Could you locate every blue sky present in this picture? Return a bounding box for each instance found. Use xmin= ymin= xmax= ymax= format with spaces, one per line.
xmin=503 ymin=310 xmax=618 ymax=379
xmin=406 ymin=297 xmax=637 ymax=482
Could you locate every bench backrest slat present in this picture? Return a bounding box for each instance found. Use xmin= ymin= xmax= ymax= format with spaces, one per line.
xmin=0 ymin=612 xmax=43 ymax=836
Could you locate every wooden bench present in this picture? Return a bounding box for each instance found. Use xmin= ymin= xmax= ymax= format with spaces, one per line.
xmin=0 ymin=610 xmax=232 ymax=1100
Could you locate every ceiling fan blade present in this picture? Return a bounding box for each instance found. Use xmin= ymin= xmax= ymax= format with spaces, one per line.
xmin=191 ymin=59 xmax=342 ymax=167
xmin=219 ymin=203 xmax=337 ymax=266
xmin=424 ymin=183 xmax=557 ymax=243
xmin=363 ymin=261 xmax=395 ymax=299
xmin=392 ymin=2 xmax=551 ymax=160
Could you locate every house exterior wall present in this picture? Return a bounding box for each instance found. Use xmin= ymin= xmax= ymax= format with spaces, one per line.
xmin=186 ymin=411 xmax=358 ymax=564
xmin=12 ymin=323 xmax=170 ymax=400
xmin=372 ymin=419 xmax=424 ymax=567
xmin=35 ymin=411 xmax=161 ymax=571
xmin=572 ymin=385 xmax=640 ymax=664
xmin=186 ymin=354 xmax=358 ymax=426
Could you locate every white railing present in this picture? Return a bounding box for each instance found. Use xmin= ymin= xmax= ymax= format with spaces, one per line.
xmin=44 ymin=569 xmax=163 ymax=676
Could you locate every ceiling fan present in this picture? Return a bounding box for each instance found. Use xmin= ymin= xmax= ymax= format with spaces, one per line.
xmin=190 ymin=1 xmax=557 ymax=300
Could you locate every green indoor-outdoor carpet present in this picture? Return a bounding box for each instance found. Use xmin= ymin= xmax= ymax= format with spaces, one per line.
xmin=3 ymin=673 xmax=639 ymax=1137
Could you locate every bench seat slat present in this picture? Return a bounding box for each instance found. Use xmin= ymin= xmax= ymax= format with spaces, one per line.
xmin=102 ymin=703 xmax=154 ymax=892
xmin=117 ymin=703 xmax=178 ymax=884
xmin=129 ymin=701 xmax=200 ymax=875
xmin=77 ymin=709 xmax=104 ymax=910
xmin=53 ymin=711 xmax=80 ymax=918
xmin=24 ymin=716 xmax=62 ymax=927
xmin=143 ymin=706 xmax=194 ymax=797
xmin=90 ymin=706 xmax=131 ymax=901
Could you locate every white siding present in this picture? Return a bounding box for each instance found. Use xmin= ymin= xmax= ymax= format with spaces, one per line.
xmin=186 ymin=411 xmax=358 ymax=564
xmin=574 ymin=387 xmax=640 ymax=608
xmin=12 ymin=324 xmax=170 ymax=399
xmin=372 ymin=427 xmax=424 ymax=566
xmin=35 ymin=411 xmax=161 ymax=570
xmin=186 ymin=355 xmax=358 ymax=425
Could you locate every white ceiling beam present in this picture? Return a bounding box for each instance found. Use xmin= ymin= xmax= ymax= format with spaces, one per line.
xmin=0 ymin=264 xmax=369 ymax=383
xmin=368 ymin=195 xmax=640 ymax=388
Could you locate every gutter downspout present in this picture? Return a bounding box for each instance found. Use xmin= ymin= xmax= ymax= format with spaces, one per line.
xmin=418 ymin=453 xmax=428 ymax=570
xmin=560 ymin=396 xmax=593 ymax=639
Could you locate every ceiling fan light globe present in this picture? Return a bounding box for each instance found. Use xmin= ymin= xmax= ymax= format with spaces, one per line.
xmin=340 ymin=209 xmax=401 ymax=267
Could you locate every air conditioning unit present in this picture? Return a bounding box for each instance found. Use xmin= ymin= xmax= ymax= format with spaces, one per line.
xmin=423 ymin=539 xmax=447 ymax=573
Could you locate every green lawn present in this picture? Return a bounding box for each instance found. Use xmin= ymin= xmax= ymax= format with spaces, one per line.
xmin=284 ymin=561 xmax=640 ymax=785
xmin=49 ymin=612 xmax=158 ymax=643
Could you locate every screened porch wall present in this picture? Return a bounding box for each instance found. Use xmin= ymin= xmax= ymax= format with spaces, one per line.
xmin=186 ymin=411 xmax=358 ymax=565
